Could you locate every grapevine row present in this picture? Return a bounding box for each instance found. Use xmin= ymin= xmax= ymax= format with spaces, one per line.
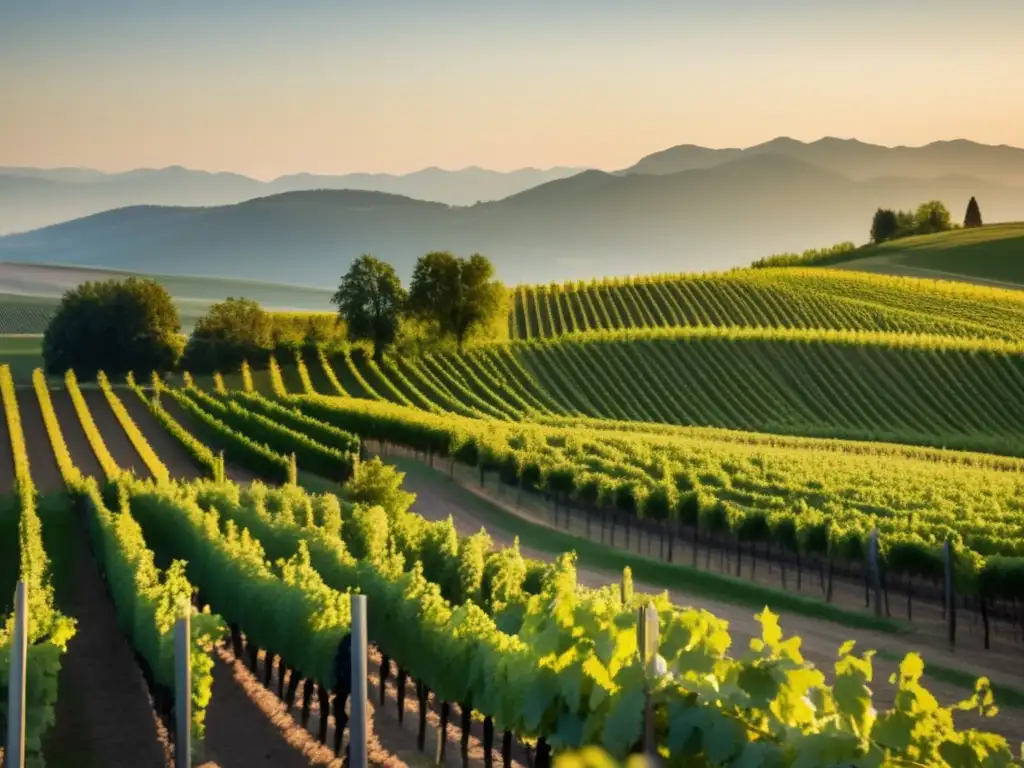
xmin=510 ymin=267 xmax=1024 ymax=341
xmin=0 ymin=365 xmax=77 ymax=768
xmin=116 ymin=474 xmax=1021 ymax=766
xmin=276 ymin=393 xmax=1024 ymax=605
xmin=307 ymin=328 xmax=1024 ymax=458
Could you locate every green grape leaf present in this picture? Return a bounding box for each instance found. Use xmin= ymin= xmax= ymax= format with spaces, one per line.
xmin=601 ymin=685 xmax=645 ymax=758
xmin=551 ymin=710 xmax=586 ymax=750
xmin=702 ymin=709 xmax=745 ymax=765
xmin=737 ymin=663 xmax=780 ymax=709
xmin=870 ymin=711 xmax=913 ymax=752
xmin=522 ymin=672 xmax=560 ymax=733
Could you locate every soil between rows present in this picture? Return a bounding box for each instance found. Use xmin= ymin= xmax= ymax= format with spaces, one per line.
xmin=117 ymin=386 xmax=205 ymax=481
xmin=49 ymin=388 xmax=104 ymax=481
xmin=41 ymin=499 xmax=171 ymax=768
xmin=82 ymin=388 xmax=152 ymax=480
xmin=18 ymin=385 xmax=65 ymax=493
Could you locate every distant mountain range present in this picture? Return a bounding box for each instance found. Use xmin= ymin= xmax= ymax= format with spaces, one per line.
xmin=0 ymin=165 xmax=583 ymax=235
xmin=3 ymin=147 xmax=1023 ymax=286
xmin=624 ymin=137 xmax=1024 ymax=183
xmin=6 ymin=137 xmax=1024 ymax=238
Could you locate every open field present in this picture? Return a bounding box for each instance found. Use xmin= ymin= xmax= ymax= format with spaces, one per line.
xmin=0 ymin=261 xmax=336 ymax=334
xmin=4 ymin=362 xmax=1024 ymax=765
xmin=833 ymin=223 xmax=1024 ymax=288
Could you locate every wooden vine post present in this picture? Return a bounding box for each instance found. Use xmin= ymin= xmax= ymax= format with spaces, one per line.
xmin=867 ymin=528 xmax=883 ymax=618
xmin=944 ymin=539 xmax=956 ymax=648
xmin=5 ymin=581 xmax=28 ymax=768
xmin=350 ymin=594 xmax=369 ymax=768
xmin=637 ymin=602 xmax=660 ymax=756
xmin=174 ymin=601 xmax=193 ymax=768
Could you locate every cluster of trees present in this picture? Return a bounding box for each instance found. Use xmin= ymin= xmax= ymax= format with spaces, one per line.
xmin=43 ymin=277 xmax=183 ymax=379
xmin=41 ymin=250 xmax=505 ymax=379
xmin=870 ymin=197 xmax=983 ymax=245
xmin=333 ymin=251 xmax=506 ymax=360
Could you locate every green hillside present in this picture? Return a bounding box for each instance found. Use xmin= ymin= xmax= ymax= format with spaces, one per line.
xmin=834 ymin=223 xmax=1024 ymax=288
xmin=294 ymin=328 xmax=1024 ymax=458
xmin=509 ymin=264 xmax=1024 ymax=341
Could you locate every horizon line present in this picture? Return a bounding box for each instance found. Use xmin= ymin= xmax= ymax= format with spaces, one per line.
xmin=2 ymin=135 xmax=1020 ymax=182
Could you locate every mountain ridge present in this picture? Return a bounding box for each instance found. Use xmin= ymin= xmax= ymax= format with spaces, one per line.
xmin=4 ymin=152 xmax=1023 ymax=287
xmin=625 ymin=137 xmax=1024 ymax=182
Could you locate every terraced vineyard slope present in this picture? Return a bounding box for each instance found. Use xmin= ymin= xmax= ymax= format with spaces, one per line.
xmin=509 ymin=265 xmax=1024 ymax=340
xmin=307 ymin=328 xmax=1024 ymax=457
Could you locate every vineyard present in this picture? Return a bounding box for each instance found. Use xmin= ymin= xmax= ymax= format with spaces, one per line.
xmin=299 ymin=329 xmax=1024 ymax=458
xmin=5 ymin=252 xmax=1024 ymax=766
xmin=2 ymin=355 xmax=1024 ymax=767
xmin=508 ymin=267 xmax=1024 ymax=341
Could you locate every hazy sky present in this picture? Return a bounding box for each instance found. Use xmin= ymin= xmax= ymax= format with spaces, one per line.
xmin=2 ymin=0 xmax=1022 ymax=178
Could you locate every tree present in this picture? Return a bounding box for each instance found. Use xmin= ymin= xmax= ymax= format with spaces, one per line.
xmin=964 ymin=196 xmax=983 ymax=228
xmin=182 ymin=297 xmax=274 ymax=373
xmin=870 ymin=208 xmax=899 ymax=243
xmin=43 ymin=277 xmax=181 ymax=379
xmin=406 ymin=251 xmax=506 ymax=354
xmin=913 ymin=200 xmax=952 ymax=235
xmin=332 ymin=255 xmax=406 ymax=360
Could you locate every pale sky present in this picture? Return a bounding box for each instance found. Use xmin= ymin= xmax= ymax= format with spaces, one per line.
xmin=2 ymin=0 xmax=1023 ymax=179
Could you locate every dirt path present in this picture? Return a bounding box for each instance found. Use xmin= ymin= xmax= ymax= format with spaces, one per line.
xmin=41 ymin=500 xmax=171 ymax=768
xmin=380 ymin=450 xmax=1024 ymax=742
xmin=0 ymin=386 xmax=15 ymax=493
xmin=158 ymin=396 xmax=258 ymax=485
xmin=49 ymin=388 xmax=104 ymax=481
xmin=19 ymin=385 xmax=67 ymax=493
xmin=248 ymin=644 xmax=523 ymax=768
xmin=83 ymin=389 xmax=152 ymax=480
xmin=119 ymin=388 xmax=205 ymax=481
xmin=197 ymin=650 xmax=341 ymax=768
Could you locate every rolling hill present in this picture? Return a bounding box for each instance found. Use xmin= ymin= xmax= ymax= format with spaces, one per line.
xmin=508 ymin=266 xmax=1024 ymax=341
xmin=282 ymin=327 xmax=1024 ymax=459
xmin=830 ymin=223 xmax=1024 ymax=288
xmin=0 ymin=163 xmax=581 ymax=234
xmin=4 ymin=155 xmax=1024 ymax=286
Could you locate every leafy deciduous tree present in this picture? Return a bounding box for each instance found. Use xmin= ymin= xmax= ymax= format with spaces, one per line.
xmin=43 ymin=277 xmax=182 ymax=379
xmin=332 ymin=254 xmax=406 ymax=360
xmin=406 ymin=251 xmax=505 ymax=354
xmin=913 ymin=200 xmax=952 ymax=235
xmin=182 ymin=297 xmax=274 ymax=373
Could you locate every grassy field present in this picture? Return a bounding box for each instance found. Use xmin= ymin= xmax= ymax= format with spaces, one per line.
xmin=0 ymin=261 xmax=336 ymax=334
xmin=0 ymin=334 xmax=43 ymax=380
xmin=833 ymin=223 xmax=1024 ymax=288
